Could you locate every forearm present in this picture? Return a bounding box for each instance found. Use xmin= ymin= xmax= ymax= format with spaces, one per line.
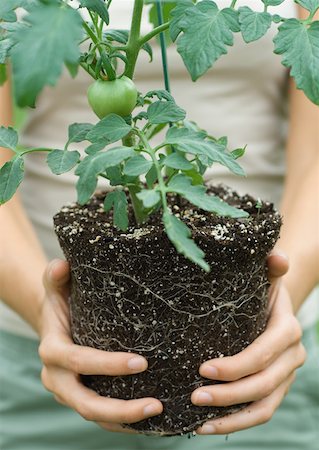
xmin=276 ymin=78 xmax=319 ymax=312
xmin=0 ymin=79 xmax=47 ymax=334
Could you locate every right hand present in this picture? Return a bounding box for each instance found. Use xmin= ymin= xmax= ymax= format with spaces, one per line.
xmin=38 ymin=259 xmax=163 ymax=433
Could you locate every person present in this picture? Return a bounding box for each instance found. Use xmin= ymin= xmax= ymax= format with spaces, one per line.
xmin=0 ymin=1 xmax=318 ymax=449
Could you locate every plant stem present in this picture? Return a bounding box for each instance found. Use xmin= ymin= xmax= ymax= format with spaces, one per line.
xmin=230 ymin=0 xmax=238 ymax=8
xmin=139 ymin=22 xmax=169 ymax=47
xmin=20 ymin=147 xmax=53 ymax=156
xmin=124 ymin=0 xmax=144 ymax=79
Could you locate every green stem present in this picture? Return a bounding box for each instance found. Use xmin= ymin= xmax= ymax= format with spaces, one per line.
xmin=230 ymin=0 xmax=238 ymax=8
xmin=124 ymin=0 xmax=144 ymax=79
xmin=135 ymin=129 xmax=168 ymax=213
xmin=139 ymin=22 xmax=170 ymax=47
xmin=20 ymin=147 xmax=53 ymax=156
xmin=79 ymin=61 xmax=96 ymax=79
xmin=122 ymin=131 xmax=149 ymax=225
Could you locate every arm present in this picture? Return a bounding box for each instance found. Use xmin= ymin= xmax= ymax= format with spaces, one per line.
xmin=0 ymin=79 xmax=162 ymax=429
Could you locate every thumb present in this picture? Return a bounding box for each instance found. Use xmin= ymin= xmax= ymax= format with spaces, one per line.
xmin=43 ymin=259 xmax=70 ymax=293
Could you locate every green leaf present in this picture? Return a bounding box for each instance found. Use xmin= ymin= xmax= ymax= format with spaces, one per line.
xmin=182 ymin=168 xmax=204 ymax=185
xmin=147 ymin=100 xmax=186 ymax=124
xmin=144 ymin=89 xmax=174 ymax=102
xmin=79 ymin=0 xmax=109 ymax=24
xmin=86 ymin=114 xmax=132 ymax=145
xmin=136 ymin=189 xmax=161 ymax=208
xmin=262 ymin=0 xmax=285 ymax=6
xmin=167 ymin=174 xmax=248 ymax=218
xmin=274 ymin=19 xmax=319 ymax=105
xmin=104 ymin=29 xmax=152 ymax=60
xmin=104 ymin=190 xmax=128 ymax=231
xmin=231 ymin=146 xmax=246 ymax=160
xmin=123 ymin=155 xmax=153 ymax=177
xmin=68 ymin=123 xmax=93 ymax=145
xmin=75 ymin=146 xmax=134 ymax=204
xmin=170 ymin=0 xmax=195 ymax=42
xmin=163 ymin=152 xmax=193 ymax=170
xmin=47 ymin=150 xmax=80 ymax=175
xmin=0 ymin=126 xmax=18 ymax=150
xmin=0 ymin=157 xmax=24 ymax=204
xmin=295 ymin=0 xmax=319 ymax=14
xmin=10 ymin=2 xmax=82 ymax=107
xmin=163 ymin=211 xmax=209 ymax=272
xmin=0 ymin=39 xmax=13 ymax=64
xmin=238 ymin=7 xmax=272 ymax=43
xmin=175 ymin=1 xmax=240 ymax=81
xmin=165 ymin=127 xmax=245 ymax=176
xmin=145 ymin=164 xmax=158 ymax=187
xmin=85 ymin=142 xmax=106 ymax=155
xmin=0 ymin=64 xmax=6 ymax=85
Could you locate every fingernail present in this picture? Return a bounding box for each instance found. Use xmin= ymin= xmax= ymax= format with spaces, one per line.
xmin=143 ymin=403 xmax=160 ymax=417
xmin=127 ymin=356 xmax=146 ymax=372
xmin=195 ymin=391 xmax=213 ymax=405
xmin=199 ymin=423 xmax=216 ymax=434
xmin=203 ymin=366 xmax=218 ymax=378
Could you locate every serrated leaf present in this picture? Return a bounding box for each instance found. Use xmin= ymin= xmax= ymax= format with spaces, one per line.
xmin=104 ymin=190 xmax=128 ymax=231
xmin=79 ymin=0 xmax=109 ymax=24
xmin=86 ymin=114 xmax=132 ymax=144
xmin=262 ymin=0 xmax=285 ymax=6
xmin=0 ymin=39 xmax=13 ymax=64
xmin=147 ymin=100 xmax=186 ymax=124
xmin=75 ymin=146 xmax=134 ymax=204
xmin=136 ymin=189 xmax=161 ymax=208
xmin=165 ymin=127 xmax=245 ymax=176
xmin=0 ymin=157 xmax=24 ymax=204
xmin=163 ymin=211 xmax=209 ymax=272
xmin=144 ymin=89 xmax=174 ymax=102
xmin=239 ymin=7 xmax=272 ymax=43
xmin=10 ymin=3 xmax=82 ymax=107
xmin=163 ymin=152 xmax=193 ymax=170
xmin=68 ymin=123 xmax=93 ymax=145
xmin=104 ymin=29 xmax=129 ymax=44
xmin=170 ymin=0 xmax=195 ymax=42
xmin=295 ymin=0 xmax=319 ymax=14
xmin=175 ymin=1 xmax=239 ymax=81
xmin=47 ymin=150 xmax=80 ymax=175
xmin=274 ymin=19 xmax=319 ymax=105
xmin=0 ymin=126 xmax=18 ymax=150
xmin=167 ymin=174 xmax=248 ymax=218
xmin=123 ymin=155 xmax=153 ymax=177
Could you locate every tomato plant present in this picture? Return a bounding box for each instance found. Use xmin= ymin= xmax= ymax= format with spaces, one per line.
xmin=87 ymin=77 xmax=138 ymax=119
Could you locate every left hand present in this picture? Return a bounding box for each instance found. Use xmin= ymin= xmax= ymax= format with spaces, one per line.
xmin=192 ymin=250 xmax=306 ymax=435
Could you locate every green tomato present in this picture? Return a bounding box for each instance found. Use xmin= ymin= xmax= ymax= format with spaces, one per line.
xmin=87 ymin=77 xmax=138 ymax=119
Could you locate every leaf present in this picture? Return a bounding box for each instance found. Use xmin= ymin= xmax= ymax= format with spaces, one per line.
xmin=0 ymin=39 xmax=13 ymax=64
xmin=149 ymin=2 xmax=177 ymax=44
xmin=175 ymin=1 xmax=240 ymax=81
xmin=0 ymin=126 xmax=18 ymax=150
xmin=10 ymin=2 xmax=82 ymax=107
xmin=274 ymin=19 xmax=319 ymax=105
xmin=295 ymin=0 xmax=319 ymax=14
xmin=47 ymin=150 xmax=80 ymax=175
xmin=170 ymin=0 xmax=195 ymax=42
xmin=144 ymin=89 xmax=174 ymax=102
xmin=167 ymin=174 xmax=248 ymax=218
xmin=163 ymin=152 xmax=193 ymax=170
xmin=165 ymin=127 xmax=245 ymax=176
xmin=85 ymin=142 xmax=106 ymax=155
xmin=86 ymin=114 xmax=132 ymax=145
xmin=262 ymin=0 xmax=285 ymax=6
xmin=104 ymin=29 xmax=152 ymax=59
xmin=231 ymin=147 xmax=246 ymax=160
xmin=0 ymin=64 xmax=6 ymax=85
xmin=79 ymin=0 xmax=109 ymax=24
xmin=136 ymin=189 xmax=161 ymax=208
xmin=104 ymin=190 xmax=128 ymax=231
xmin=145 ymin=164 xmax=158 ymax=187
xmin=123 ymin=155 xmax=153 ymax=177
xmin=68 ymin=123 xmax=93 ymax=145
xmin=238 ymin=7 xmax=272 ymax=43
xmin=147 ymin=100 xmax=186 ymax=124
xmin=75 ymin=146 xmax=134 ymax=204
xmin=0 ymin=157 xmax=24 ymax=204
xmin=163 ymin=211 xmax=209 ymax=272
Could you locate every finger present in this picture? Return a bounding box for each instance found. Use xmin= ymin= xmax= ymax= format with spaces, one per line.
xmin=196 ymin=372 xmax=295 ymax=435
xmin=192 ymin=343 xmax=305 ymax=406
xmin=267 ymin=250 xmax=289 ymax=282
xmin=39 ymin=335 xmax=149 ymax=376
xmin=200 ymin=287 xmax=301 ymax=381
xmin=45 ymin=369 xmax=163 ymax=424
xmin=43 ymin=259 xmax=70 ymax=295
xmin=97 ymin=422 xmax=139 ymax=434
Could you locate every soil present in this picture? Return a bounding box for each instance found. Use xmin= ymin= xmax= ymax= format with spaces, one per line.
xmin=53 ymin=185 xmax=281 ymax=436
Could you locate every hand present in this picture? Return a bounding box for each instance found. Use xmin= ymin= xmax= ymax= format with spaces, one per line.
xmin=38 ymin=259 xmax=163 ymax=434
xmin=191 ymin=250 xmax=306 ymax=435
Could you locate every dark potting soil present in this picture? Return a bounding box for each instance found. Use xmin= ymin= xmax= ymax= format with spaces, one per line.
xmin=53 ymin=185 xmax=281 ymax=436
